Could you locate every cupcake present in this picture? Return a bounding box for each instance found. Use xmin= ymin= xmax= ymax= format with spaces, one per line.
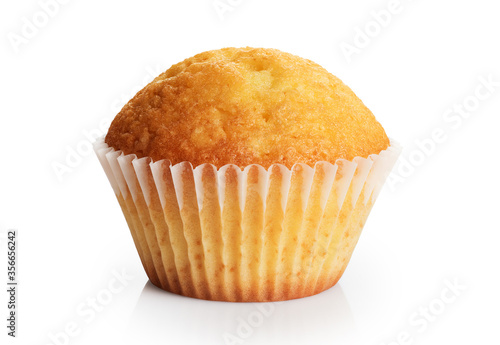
xmin=94 ymin=47 xmax=400 ymax=302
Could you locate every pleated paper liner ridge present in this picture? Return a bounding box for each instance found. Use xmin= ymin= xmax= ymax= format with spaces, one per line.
xmin=94 ymin=137 xmax=401 ymax=302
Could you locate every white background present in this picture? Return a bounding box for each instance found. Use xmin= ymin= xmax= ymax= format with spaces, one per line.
xmin=1 ymin=0 xmax=499 ymax=344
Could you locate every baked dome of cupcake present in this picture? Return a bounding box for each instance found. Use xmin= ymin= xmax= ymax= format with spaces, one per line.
xmin=105 ymin=47 xmax=389 ymax=168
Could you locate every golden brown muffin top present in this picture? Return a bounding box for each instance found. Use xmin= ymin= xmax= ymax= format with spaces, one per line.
xmin=105 ymin=47 xmax=389 ymax=168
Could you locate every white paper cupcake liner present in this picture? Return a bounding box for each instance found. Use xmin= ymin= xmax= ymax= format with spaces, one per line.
xmin=94 ymin=137 xmax=401 ymax=301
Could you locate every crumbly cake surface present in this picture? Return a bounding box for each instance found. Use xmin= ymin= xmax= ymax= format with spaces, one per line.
xmin=105 ymin=47 xmax=389 ymax=167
